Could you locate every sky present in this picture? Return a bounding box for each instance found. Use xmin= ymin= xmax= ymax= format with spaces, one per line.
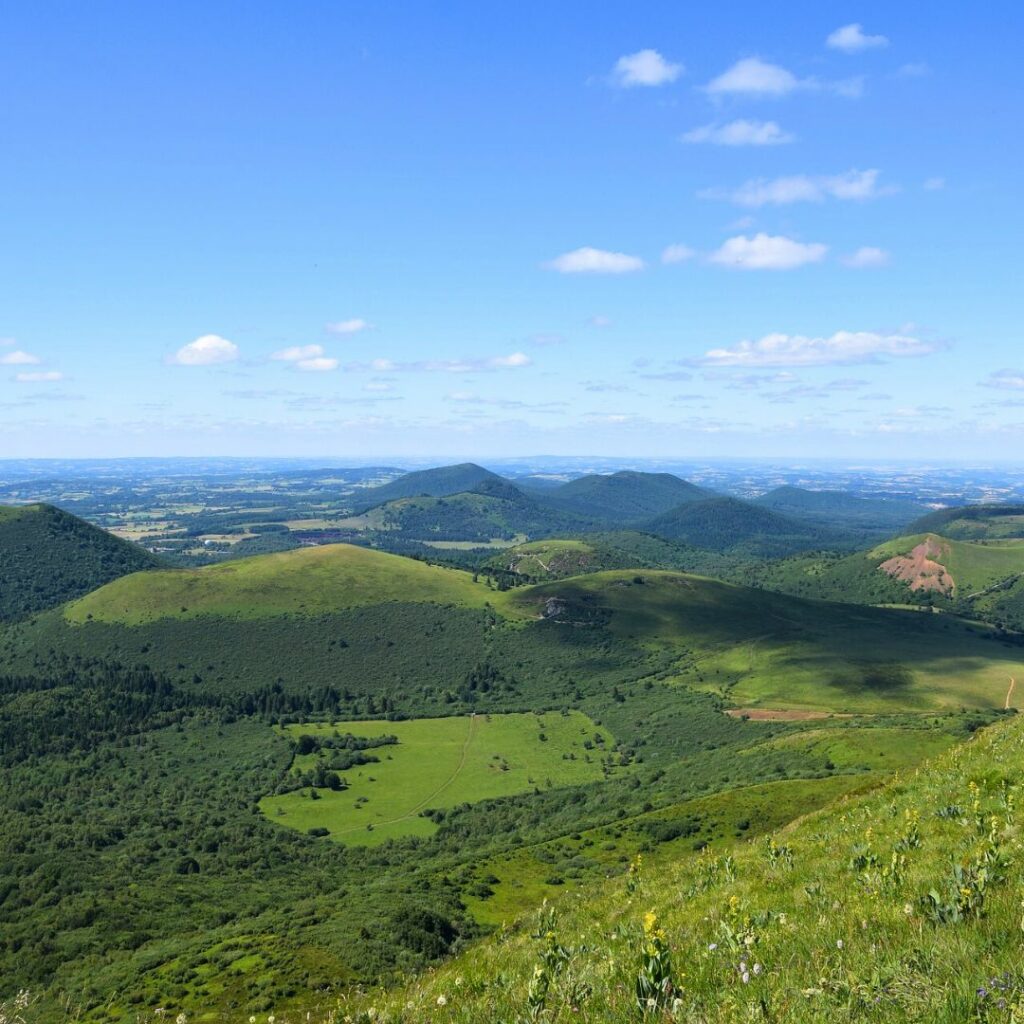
xmin=1 ymin=1 xmax=1023 ymax=460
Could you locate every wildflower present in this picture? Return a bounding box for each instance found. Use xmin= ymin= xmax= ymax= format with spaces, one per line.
xmin=742 ymin=971 xmax=750 ymax=984
xmin=778 ymin=913 xmax=787 ymax=925
xmin=836 ymin=939 xmax=844 ymax=950
xmin=455 ymin=976 xmax=464 ymax=988
xmin=903 ymin=903 xmax=914 ymax=916
xmin=250 ymin=1018 xmax=256 ymax=1024
xmin=753 ymin=963 xmax=763 ymax=976
xmin=436 ymin=995 xmax=447 ymax=1007
xmin=176 ymin=1015 xmax=187 ymax=1024
xmin=707 ymin=943 xmax=718 ymax=951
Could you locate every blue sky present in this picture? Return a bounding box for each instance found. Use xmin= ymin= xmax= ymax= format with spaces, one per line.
xmin=2 ymin=1 xmax=1022 ymax=459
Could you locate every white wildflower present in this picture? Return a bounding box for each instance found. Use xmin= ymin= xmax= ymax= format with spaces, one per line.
xmin=836 ymin=939 xmax=844 ymax=949
xmin=436 ymin=994 xmax=447 ymax=1007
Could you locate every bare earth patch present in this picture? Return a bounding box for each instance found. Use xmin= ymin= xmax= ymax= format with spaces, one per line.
xmin=725 ymin=708 xmax=853 ymax=721
xmin=879 ymin=535 xmax=955 ymax=594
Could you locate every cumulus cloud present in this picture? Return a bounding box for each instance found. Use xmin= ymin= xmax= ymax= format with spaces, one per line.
xmin=826 ymin=23 xmax=889 ymax=53
xmin=325 ymin=318 xmax=372 ymax=335
xmin=14 ymin=370 xmax=64 ymax=382
xmin=170 ymin=334 xmax=239 ymax=366
xmin=708 ymin=234 xmax=827 ymax=270
xmin=706 ymin=57 xmax=798 ymax=96
xmin=611 ymin=49 xmax=682 ymax=87
xmin=272 ymin=344 xmax=326 ymax=362
xmin=661 ymin=243 xmax=696 ymax=264
xmin=981 ymin=369 xmax=1024 ymax=391
xmin=0 ymin=349 xmax=41 ymax=365
xmin=682 ymin=119 xmax=793 ymax=146
xmin=544 ymin=247 xmax=644 ymax=274
xmin=700 ymin=169 xmax=893 ymax=207
xmin=696 ymin=330 xmax=939 ymax=367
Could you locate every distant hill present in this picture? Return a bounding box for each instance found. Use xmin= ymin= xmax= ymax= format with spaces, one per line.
xmin=904 ymin=503 xmax=1024 ymax=540
xmin=753 ymin=485 xmax=924 ymax=536
xmin=542 ymin=471 xmax=710 ymax=522
xmin=644 ymin=496 xmax=829 ymax=557
xmin=755 ymin=530 xmax=1024 ymax=630
xmin=359 ymin=481 xmax=597 ymax=542
xmin=352 ymin=463 xmax=506 ymax=510
xmin=0 ymin=503 xmax=160 ymax=621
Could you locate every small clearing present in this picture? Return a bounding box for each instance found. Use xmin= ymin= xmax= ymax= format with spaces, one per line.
xmin=725 ymin=708 xmax=853 ymax=722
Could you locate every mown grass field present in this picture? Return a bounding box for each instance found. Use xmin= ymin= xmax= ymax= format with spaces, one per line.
xmin=260 ymin=711 xmax=619 ymax=846
xmin=64 ymin=543 xmax=502 ymax=624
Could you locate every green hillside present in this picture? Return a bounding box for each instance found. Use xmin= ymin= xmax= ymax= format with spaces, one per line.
xmin=64 ymin=542 xmax=498 ymax=624
xmin=543 ymin=471 xmax=710 ymax=521
xmin=904 ymin=503 xmax=1024 ymax=540
xmin=0 ymin=503 xmax=159 ymax=621
xmin=329 ymin=710 xmax=1024 ymax=1024
xmin=352 ymin=462 xmax=506 ymax=510
xmin=644 ymin=496 xmax=831 ymax=557
xmin=757 ymin=532 xmax=1024 ymax=631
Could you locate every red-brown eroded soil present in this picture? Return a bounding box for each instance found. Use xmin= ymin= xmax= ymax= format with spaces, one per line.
xmin=879 ymin=535 xmax=954 ymax=595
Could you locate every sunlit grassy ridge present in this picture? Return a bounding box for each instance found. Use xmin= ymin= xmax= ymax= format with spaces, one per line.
xmin=318 ymin=710 xmax=1024 ymax=1024
xmin=64 ymin=543 xmax=502 ymax=624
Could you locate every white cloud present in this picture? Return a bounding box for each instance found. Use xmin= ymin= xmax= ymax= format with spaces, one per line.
xmin=924 ymin=176 xmax=946 ymax=191
xmin=14 ymin=370 xmax=64 ymax=382
xmin=587 ymin=315 xmax=612 ymax=328
xmin=489 ymin=352 xmax=532 ymax=368
xmin=706 ymin=57 xmax=798 ymax=96
xmin=296 ymin=356 xmax=339 ymax=372
xmin=701 ymin=169 xmax=893 ymax=207
xmin=0 ymin=337 xmax=15 ymax=347
xmin=826 ymin=23 xmax=889 ymax=53
xmin=363 ymin=381 xmax=395 ymax=392
xmin=346 ymin=352 xmax=532 ymax=373
xmin=611 ymin=49 xmax=682 ymax=87
xmin=531 ymin=332 xmax=565 ymax=346
xmin=842 ymin=246 xmax=890 ymax=268
xmin=0 ymin=349 xmax=41 ymax=366
xmin=272 ymin=344 xmax=325 ymax=362
xmin=325 ymin=318 xmax=372 ymax=335
xmin=544 ymin=247 xmax=645 ymax=274
xmin=170 ymin=334 xmax=239 ymax=366
xmin=682 ymin=119 xmax=793 ymax=146
xmin=981 ymin=369 xmax=1024 ymax=391
xmin=661 ymin=243 xmax=696 ymax=264
xmin=697 ymin=330 xmax=939 ymax=367
xmin=708 ymin=234 xmax=827 ymax=270
xmin=896 ymin=62 xmax=929 ymax=78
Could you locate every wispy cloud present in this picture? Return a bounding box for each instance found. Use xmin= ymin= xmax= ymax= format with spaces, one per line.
xmin=842 ymin=246 xmax=890 ymax=268
xmin=587 ymin=315 xmax=612 ymax=328
xmin=14 ymin=370 xmax=65 ymax=382
xmin=170 ymin=334 xmax=239 ymax=366
xmin=661 ymin=243 xmax=695 ymax=264
xmin=826 ymin=23 xmax=889 ymax=53
xmin=1 ymin=349 xmax=42 ymax=366
xmin=325 ymin=318 xmax=372 ymax=335
xmin=980 ymin=369 xmax=1024 ymax=391
xmin=695 ymin=330 xmax=941 ymax=367
xmin=610 ymin=49 xmax=682 ymax=87
xmin=682 ymin=119 xmax=793 ymax=146
xmin=272 ymin=344 xmax=325 ymax=362
xmin=700 ymin=169 xmax=894 ymax=207
xmin=708 ymin=234 xmax=827 ymax=270
xmin=346 ymin=352 xmax=532 ymax=373
xmin=544 ymin=247 xmax=644 ymax=274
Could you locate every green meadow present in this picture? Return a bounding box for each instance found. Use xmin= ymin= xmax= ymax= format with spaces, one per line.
xmin=261 ymin=710 xmax=619 ymax=846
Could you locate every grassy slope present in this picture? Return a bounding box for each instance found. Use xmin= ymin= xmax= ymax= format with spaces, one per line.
xmin=507 ymin=570 xmax=1024 ymax=712
xmin=64 ymin=543 xmax=501 ymax=624
xmin=261 ymin=711 xmax=617 ymax=846
xmin=328 ymin=711 xmax=1024 ymax=1024
xmin=0 ymin=503 xmax=159 ymax=621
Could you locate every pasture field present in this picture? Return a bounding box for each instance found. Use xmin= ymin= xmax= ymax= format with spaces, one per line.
xmin=261 ymin=710 xmax=619 ymax=846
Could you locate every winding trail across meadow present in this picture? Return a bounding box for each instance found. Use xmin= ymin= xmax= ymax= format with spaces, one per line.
xmin=334 ymin=713 xmax=480 ymax=837
xmin=1006 ymin=676 xmax=1016 ymax=711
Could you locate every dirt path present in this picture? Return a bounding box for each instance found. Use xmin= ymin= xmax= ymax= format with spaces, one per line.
xmin=1006 ymin=676 xmax=1016 ymax=710
xmin=335 ymin=713 xmax=480 ymax=836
